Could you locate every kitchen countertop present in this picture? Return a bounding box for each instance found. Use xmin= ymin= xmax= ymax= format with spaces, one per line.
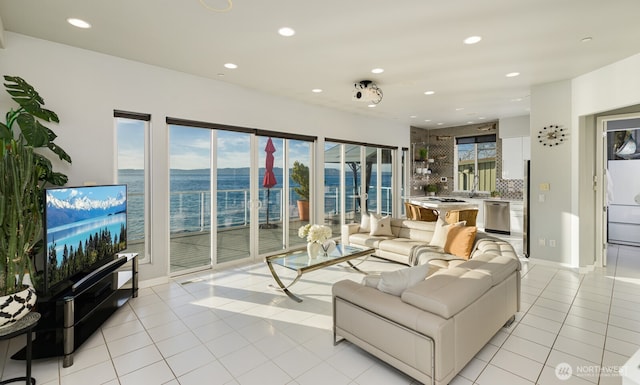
xmin=408 ymin=195 xmax=523 ymax=203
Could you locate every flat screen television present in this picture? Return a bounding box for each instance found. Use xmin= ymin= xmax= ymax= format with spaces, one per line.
xmin=43 ymin=184 xmax=127 ymax=295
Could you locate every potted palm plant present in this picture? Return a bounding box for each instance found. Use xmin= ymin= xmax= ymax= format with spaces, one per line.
xmin=291 ymin=161 xmax=310 ymax=221
xmin=0 ymin=76 xmax=71 ymax=328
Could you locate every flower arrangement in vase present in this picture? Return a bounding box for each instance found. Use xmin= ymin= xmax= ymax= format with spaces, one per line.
xmin=298 ymin=224 xmax=333 ymax=258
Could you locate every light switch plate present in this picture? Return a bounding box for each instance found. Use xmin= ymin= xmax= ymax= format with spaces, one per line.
xmin=539 ymin=183 xmax=550 ymax=191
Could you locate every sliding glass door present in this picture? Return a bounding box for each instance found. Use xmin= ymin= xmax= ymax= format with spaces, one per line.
xmin=324 ymin=141 xmax=397 ymax=226
xmin=257 ymin=137 xmax=312 ymax=254
xmin=169 ymin=125 xmax=214 ymax=273
xmin=168 ymin=121 xmax=316 ymax=275
xmin=216 ymin=130 xmax=252 ymax=264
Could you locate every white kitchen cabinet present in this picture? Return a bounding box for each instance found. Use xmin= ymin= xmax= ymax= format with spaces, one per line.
xmin=502 ymin=137 xmax=530 ymax=179
xmin=510 ymin=201 xmax=524 ymax=234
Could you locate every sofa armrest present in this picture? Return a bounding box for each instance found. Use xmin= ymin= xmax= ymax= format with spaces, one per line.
xmin=341 ymin=223 xmax=361 ymax=246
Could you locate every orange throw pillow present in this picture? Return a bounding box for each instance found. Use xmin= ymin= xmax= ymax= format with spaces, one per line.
xmin=444 ymin=226 xmax=477 ymax=259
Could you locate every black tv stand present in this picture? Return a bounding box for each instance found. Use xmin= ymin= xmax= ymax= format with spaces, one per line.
xmin=13 ymin=253 xmax=138 ymax=367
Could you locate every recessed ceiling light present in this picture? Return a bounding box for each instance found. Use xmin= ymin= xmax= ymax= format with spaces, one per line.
xmin=424 ymin=91 xmax=435 ymax=95
xmin=311 ymin=88 xmax=323 ymax=93
xmin=437 ymin=123 xmax=444 ymax=126
xmin=371 ymin=68 xmax=384 ymax=74
xmin=506 ymin=72 xmax=520 ymax=78
xmin=224 ymin=63 xmax=238 ymax=69
xmin=424 ymin=119 xmax=431 ymax=122
xmin=463 ymin=36 xmax=482 ymax=45
xmin=367 ymin=104 xmax=377 ymax=108
xmin=478 ymin=117 xmax=486 ymax=120
xmin=581 ymin=36 xmax=593 ymax=43
xmin=467 ymin=121 xmax=474 ymax=124
xmin=278 ymin=27 xmax=296 ymax=37
xmin=455 ymin=107 xmax=465 ymax=111
xmin=511 ymin=98 xmax=523 ymax=102
xmin=410 ymin=115 xmax=417 ymax=119
xmin=67 ymin=18 xmax=91 ymax=29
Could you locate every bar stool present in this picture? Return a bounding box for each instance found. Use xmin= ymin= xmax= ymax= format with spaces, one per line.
xmin=0 ymin=312 xmax=40 ymax=385
xmin=445 ymin=209 xmax=479 ymax=226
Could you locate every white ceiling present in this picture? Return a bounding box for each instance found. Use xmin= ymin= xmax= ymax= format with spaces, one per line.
xmin=2 ymin=0 xmax=640 ymax=129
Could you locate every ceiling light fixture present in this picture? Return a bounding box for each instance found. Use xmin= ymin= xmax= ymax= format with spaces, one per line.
xmin=463 ymin=36 xmax=482 ymax=45
xmin=371 ymin=68 xmax=384 ymax=74
xmin=67 ymin=18 xmax=91 ymax=29
xmin=199 ymin=0 xmax=233 ymax=12
xmin=581 ymin=36 xmax=593 ymax=43
xmin=352 ymin=80 xmax=383 ymax=105
xmin=311 ymin=88 xmax=323 ymax=93
xmin=224 ymin=63 xmax=238 ymax=69
xmin=424 ymin=91 xmax=435 ymax=95
xmin=506 ymin=72 xmax=520 ymax=78
xmin=278 ymin=27 xmax=295 ymax=37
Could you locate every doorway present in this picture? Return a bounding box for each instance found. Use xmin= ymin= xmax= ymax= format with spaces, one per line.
xmin=596 ymin=113 xmax=640 ymax=266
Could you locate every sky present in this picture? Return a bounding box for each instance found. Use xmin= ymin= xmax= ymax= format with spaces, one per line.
xmin=116 ymin=119 xmax=312 ymax=170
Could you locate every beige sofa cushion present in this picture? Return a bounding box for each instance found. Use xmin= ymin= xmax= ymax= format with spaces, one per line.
xmin=392 ymin=219 xmax=436 ymax=242
xmin=457 ymin=254 xmax=521 ymax=286
xmin=401 ymin=267 xmax=492 ymax=319
xmin=348 ymin=232 xmax=395 ymax=248
xmin=378 ymin=238 xmax=425 ymax=256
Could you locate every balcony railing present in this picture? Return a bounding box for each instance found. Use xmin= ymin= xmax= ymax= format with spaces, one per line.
xmin=128 ymin=186 xmax=392 ymax=239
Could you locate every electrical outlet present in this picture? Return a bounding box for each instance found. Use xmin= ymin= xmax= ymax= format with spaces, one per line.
xmin=549 ymin=239 xmax=556 ymax=247
xmin=538 ymin=238 xmax=546 ymax=246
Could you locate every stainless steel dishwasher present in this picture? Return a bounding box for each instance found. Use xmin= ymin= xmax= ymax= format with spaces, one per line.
xmin=484 ymin=200 xmax=511 ymax=234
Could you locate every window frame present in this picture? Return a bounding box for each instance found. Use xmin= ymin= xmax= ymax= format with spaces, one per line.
xmin=454 ymin=134 xmax=497 ymax=193
xmin=114 ymin=110 xmax=152 ymax=264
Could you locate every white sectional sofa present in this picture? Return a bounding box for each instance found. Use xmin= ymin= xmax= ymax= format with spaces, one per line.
xmin=334 ymin=216 xmax=521 ymax=385
xmin=342 ymin=216 xmax=511 ymax=265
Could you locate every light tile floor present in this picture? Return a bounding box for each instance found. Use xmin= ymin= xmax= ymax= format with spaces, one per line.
xmin=1 ymin=243 xmax=639 ymax=385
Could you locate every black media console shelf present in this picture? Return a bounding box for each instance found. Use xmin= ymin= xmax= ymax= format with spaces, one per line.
xmin=13 ymin=253 xmax=138 ymax=367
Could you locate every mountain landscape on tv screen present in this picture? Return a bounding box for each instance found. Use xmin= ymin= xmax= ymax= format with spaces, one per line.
xmin=46 ymin=189 xmax=126 ymax=228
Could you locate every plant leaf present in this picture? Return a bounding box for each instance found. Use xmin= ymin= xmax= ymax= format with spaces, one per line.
xmin=0 ymin=122 xmax=11 ymax=140
xmin=48 ymin=142 xmax=72 ymax=164
xmin=48 ymin=172 xmax=69 ymax=187
xmin=3 ymin=76 xmax=59 ymax=123
xmin=15 ymin=114 xmax=49 ymax=147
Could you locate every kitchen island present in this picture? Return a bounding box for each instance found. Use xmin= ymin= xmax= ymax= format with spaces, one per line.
xmin=406 ymin=196 xmax=479 ymax=217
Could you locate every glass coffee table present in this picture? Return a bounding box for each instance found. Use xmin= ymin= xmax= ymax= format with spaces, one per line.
xmin=265 ymin=244 xmax=374 ymax=302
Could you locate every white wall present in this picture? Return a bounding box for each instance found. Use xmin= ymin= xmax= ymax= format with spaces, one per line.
xmin=0 ymin=32 xmax=409 ymax=282
xmin=528 ymin=52 xmax=640 ymax=268
xmin=529 ymin=81 xmax=573 ymax=265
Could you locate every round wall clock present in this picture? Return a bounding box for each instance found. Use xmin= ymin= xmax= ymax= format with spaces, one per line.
xmin=538 ymin=125 xmax=566 ymax=146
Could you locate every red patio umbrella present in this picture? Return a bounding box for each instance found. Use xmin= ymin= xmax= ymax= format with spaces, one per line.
xmin=261 ymin=138 xmax=277 ymax=229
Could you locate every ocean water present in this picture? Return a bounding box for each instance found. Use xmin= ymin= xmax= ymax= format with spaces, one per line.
xmin=118 ymin=169 xmax=391 ymax=239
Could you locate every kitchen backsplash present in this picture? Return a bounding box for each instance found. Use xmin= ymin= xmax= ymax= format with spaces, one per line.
xmin=411 ymin=122 xmax=524 ymax=201
xmin=495 ymin=179 xmax=524 ymax=200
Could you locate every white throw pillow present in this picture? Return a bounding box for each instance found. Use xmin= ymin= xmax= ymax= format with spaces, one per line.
xmin=370 ymin=215 xmax=393 ymax=236
xmin=377 ymin=264 xmax=431 ymax=296
xmin=360 ymin=213 xmax=371 ymax=232
xmin=429 ymin=217 xmax=465 ymax=248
